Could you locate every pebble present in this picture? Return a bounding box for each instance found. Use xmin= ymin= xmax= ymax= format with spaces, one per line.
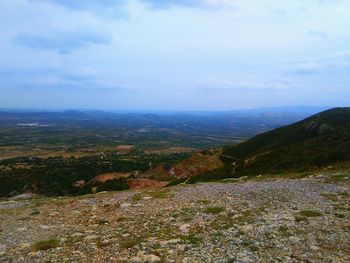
xmin=289 ymin=236 xmax=300 ymax=243
xmin=238 ymin=225 xmax=253 ymax=234
xmin=131 ymin=256 xmax=142 ymax=262
xmin=310 ymin=245 xmax=320 ymax=251
xmin=159 ymin=239 xmax=181 ymax=247
xmin=17 ymin=243 xmax=30 ymax=250
xmin=84 ymin=235 xmax=99 ymax=241
xmin=237 ymin=252 xmax=247 ymax=258
xmin=0 ymin=244 xmax=7 ymax=251
xmin=179 ymin=224 xmax=191 ymax=233
xmin=137 ymin=252 xmax=161 ymax=263
xmin=72 ymin=232 xmax=85 ymax=238
xmin=120 ymin=202 xmax=132 ymax=209
xmin=49 ymin=212 xmax=60 ymax=216
xmin=27 ymin=251 xmax=39 ymax=257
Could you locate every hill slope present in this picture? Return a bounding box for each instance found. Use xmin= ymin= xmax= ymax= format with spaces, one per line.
xmin=221 ymin=107 xmax=350 ymax=176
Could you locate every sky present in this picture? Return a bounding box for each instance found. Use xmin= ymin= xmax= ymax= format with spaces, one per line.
xmin=0 ymin=0 xmax=349 ymax=111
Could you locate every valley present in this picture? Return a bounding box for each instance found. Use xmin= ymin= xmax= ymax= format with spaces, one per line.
xmin=0 ymin=109 xmax=314 ymax=198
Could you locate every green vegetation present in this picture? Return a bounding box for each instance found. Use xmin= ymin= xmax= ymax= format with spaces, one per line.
xmin=233 ymin=209 xmax=256 ymax=225
xmin=132 ymin=189 xmax=171 ymax=201
xmin=97 ymin=239 xmax=116 ymax=248
xmin=120 ymin=238 xmax=142 ymax=249
xmin=221 ymin=108 xmax=350 ymax=177
xmin=295 ymin=214 xmax=309 ymax=223
xmin=321 ymin=193 xmax=338 ymax=201
xmin=197 ymin=199 xmax=211 ymax=205
xmin=33 ymin=238 xmax=59 ymax=251
xmin=0 ymin=152 xmax=186 ymax=197
xmin=180 ymin=234 xmax=202 ymax=246
xmin=148 ymin=189 xmax=172 ymax=199
xmin=297 ymin=210 xmax=323 ymax=217
xmin=324 ymin=171 xmax=350 ymax=183
xmin=204 ymin=206 xmax=225 ymax=214
xmin=278 ymin=225 xmax=292 ymax=237
xmin=167 ymin=166 xmax=232 ymax=186
xmin=338 ymin=191 xmax=349 ymax=197
xmin=334 ymin=213 xmax=345 ymax=218
xmin=29 ymin=209 xmax=40 ymax=216
xmin=96 ymin=219 xmax=109 ymax=225
xmin=240 ymin=237 xmax=259 ymax=251
xmin=1 ymin=110 xmax=287 ymax=158
xmin=1 ymin=108 xmax=349 ymax=196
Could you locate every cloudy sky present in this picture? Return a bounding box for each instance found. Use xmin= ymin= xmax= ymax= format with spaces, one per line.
xmin=0 ymin=0 xmax=349 ymax=110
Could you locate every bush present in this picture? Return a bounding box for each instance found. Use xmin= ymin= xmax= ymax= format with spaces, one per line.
xmin=33 ymin=238 xmax=59 ymax=251
xmin=204 ymin=206 xmax=225 ymax=214
xmin=297 ymin=210 xmax=323 ymax=217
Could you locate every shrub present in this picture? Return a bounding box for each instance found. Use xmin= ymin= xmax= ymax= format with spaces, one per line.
xmin=298 ymin=210 xmax=323 ymax=217
xmin=34 ymin=238 xmax=59 ymax=251
xmin=204 ymin=206 xmax=225 ymax=214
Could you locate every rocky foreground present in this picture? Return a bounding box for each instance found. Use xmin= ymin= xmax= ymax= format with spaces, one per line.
xmin=0 ymin=173 xmax=349 ymax=262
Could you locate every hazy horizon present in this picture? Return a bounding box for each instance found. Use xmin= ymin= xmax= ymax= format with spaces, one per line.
xmin=1 ymin=1 xmax=349 ymax=110
xmin=0 ymin=105 xmax=336 ymax=115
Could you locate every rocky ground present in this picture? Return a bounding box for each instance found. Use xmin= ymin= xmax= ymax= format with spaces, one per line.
xmin=0 ymin=172 xmax=349 ymax=262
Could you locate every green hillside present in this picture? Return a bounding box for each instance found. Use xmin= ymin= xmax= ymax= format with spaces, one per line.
xmin=221 ymin=107 xmax=350 ymax=176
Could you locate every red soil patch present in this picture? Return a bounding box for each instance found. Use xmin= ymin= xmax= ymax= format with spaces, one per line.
xmin=115 ymin=145 xmax=134 ymax=152
xmin=88 ymin=172 xmax=130 ymax=184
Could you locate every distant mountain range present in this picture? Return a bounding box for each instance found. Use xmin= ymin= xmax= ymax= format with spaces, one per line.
xmin=0 ymin=105 xmax=332 ymax=115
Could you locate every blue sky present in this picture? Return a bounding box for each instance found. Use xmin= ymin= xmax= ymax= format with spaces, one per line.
xmin=0 ymin=0 xmax=349 ymax=110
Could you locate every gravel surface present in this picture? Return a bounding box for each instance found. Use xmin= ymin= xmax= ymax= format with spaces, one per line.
xmin=0 ymin=175 xmax=349 ymax=262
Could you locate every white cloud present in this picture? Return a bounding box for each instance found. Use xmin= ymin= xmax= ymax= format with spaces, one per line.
xmin=197 ymin=78 xmax=298 ymax=92
xmin=0 ymin=0 xmax=349 ymax=109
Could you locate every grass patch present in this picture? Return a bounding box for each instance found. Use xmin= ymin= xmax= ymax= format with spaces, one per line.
xmin=181 ymin=234 xmax=202 ymax=246
xmin=150 ymin=189 xmax=171 ymax=199
xmin=171 ymin=212 xmax=179 ymax=218
xmin=197 ymin=199 xmax=211 ymax=205
xmin=324 ymin=172 xmax=350 ymax=183
xmin=96 ymin=219 xmax=109 ymax=225
xmin=120 ymin=238 xmax=141 ymax=249
xmin=210 ymin=215 xmax=235 ymax=230
xmin=334 ymin=213 xmax=345 ymax=218
xmin=295 ymin=214 xmax=309 ymax=223
xmin=132 ymin=192 xmax=144 ymax=202
xmin=33 ymin=238 xmax=59 ymax=251
xmin=132 ymin=189 xmax=171 ymax=202
xmin=297 ymin=210 xmax=323 ymax=217
xmin=97 ymin=239 xmax=116 ymax=248
xmin=204 ymin=206 xmax=225 ymax=214
xmin=180 ymin=207 xmax=196 ymax=223
xmin=183 ymin=215 xmax=193 ymax=223
xmin=240 ymin=237 xmax=258 ymax=251
xmin=338 ymin=191 xmax=349 ymax=197
xmin=321 ymin=193 xmax=338 ymax=201
xmin=232 ymin=209 xmax=255 ymax=225
xmin=278 ymin=225 xmax=292 ymax=237
xmin=29 ymin=209 xmax=40 ymax=216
